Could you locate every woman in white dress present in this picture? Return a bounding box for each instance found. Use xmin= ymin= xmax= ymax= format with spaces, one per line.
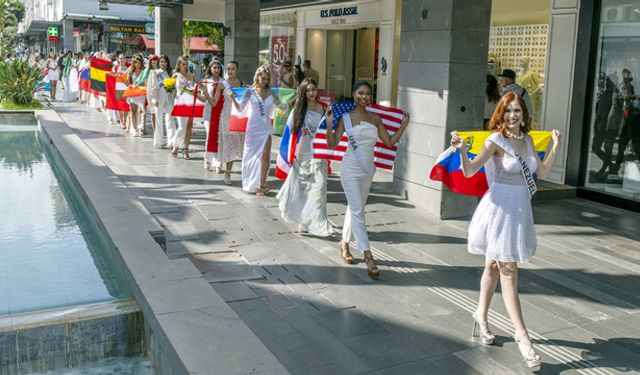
xmin=171 ymin=56 xmax=197 ymax=159
xmin=229 ymin=65 xmax=287 ymax=195
xmin=198 ymin=60 xmax=225 ymax=171
xmin=325 ymin=81 xmax=409 ymax=279
xmin=150 ymin=55 xmax=174 ymax=149
xmin=126 ymin=55 xmax=147 ymax=137
xmin=450 ymin=92 xmax=561 ymax=369
xmin=146 ymin=56 xmax=160 ymax=143
xmin=45 ymin=52 xmax=59 ymax=100
xmin=277 ymin=78 xmax=332 ymax=236
xmin=217 ymin=61 xmax=246 ymax=184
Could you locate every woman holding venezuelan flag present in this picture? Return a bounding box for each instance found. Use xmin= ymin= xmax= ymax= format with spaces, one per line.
xmin=450 ymin=92 xmax=561 ymax=370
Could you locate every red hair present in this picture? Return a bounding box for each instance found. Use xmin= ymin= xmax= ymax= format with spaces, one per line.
xmin=488 ymin=92 xmax=531 ymax=136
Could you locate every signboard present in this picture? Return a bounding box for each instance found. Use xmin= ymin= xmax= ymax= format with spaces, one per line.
xmin=47 ymin=26 xmax=59 ymax=41
xmin=144 ymin=22 xmax=155 ymax=35
xmin=109 ymin=25 xmax=145 ymax=34
xmin=73 ymin=28 xmax=80 ymax=38
xmin=320 ymin=6 xmax=358 ymax=18
xmin=270 ymin=32 xmax=289 ymax=66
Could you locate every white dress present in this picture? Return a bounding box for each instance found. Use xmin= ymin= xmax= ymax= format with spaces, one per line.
xmin=340 ymin=117 xmax=379 ymax=251
xmin=46 ymin=60 xmax=58 ymax=81
xmin=241 ymin=92 xmax=276 ymax=191
xmin=277 ymin=111 xmax=332 ymax=236
xmin=468 ymin=133 xmax=539 ymax=263
xmin=216 ymin=88 xmax=245 ymax=165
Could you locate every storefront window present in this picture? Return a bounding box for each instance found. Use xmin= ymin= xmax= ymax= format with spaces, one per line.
xmin=584 ymin=0 xmax=640 ymax=201
xmin=106 ymin=25 xmax=151 ymax=55
xmin=488 ymin=1 xmax=550 ymax=129
xmin=260 ymin=12 xmax=297 ymax=87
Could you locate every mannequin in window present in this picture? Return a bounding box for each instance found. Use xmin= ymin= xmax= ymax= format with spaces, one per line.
xmin=612 ymin=68 xmax=640 ymax=174
xmin=591 ymin=72 xmax=619 ymax=180
xmin=516 ymin=56 xmax=543 ymax=128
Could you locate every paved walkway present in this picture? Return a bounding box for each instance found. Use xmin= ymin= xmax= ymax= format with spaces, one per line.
xmin=50 ymin=101 xmax=640 ymax=374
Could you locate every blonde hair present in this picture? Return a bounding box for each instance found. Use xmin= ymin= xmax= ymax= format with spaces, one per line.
xmin=253 ymin=64 xmax=271 ymax=87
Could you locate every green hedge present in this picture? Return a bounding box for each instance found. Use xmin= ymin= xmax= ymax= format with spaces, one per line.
xmin=0 ymin=60 xmax=44 ymax=106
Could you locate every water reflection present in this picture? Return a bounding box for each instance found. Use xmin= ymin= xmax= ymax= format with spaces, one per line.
xmin=0 ymin=131 xmax=44 ymax=176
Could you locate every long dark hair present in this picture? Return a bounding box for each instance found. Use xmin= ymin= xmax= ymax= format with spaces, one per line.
xmin=205 ymin=59 xmax=223 ymax=79
xmin=158 ymin=54 xmax=171 ymax=73
xmin=291 ymin=78 xmax=318 ymax=134
xmin=486 ymin=74 xmax=500 ymax=103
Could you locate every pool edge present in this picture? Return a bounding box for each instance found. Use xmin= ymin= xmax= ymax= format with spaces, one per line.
xmin=35 ymin=110 xmax=288 ymax=375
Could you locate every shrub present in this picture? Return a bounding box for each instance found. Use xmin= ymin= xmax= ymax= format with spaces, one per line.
xmin=0 ymin=59 xmax=43 ymax=106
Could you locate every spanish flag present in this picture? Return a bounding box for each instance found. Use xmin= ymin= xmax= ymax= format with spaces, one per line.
xmin=429 ymin=131 xmax=552 ymax=197
xmin=90 ymin=57 xmax=112 ymax=93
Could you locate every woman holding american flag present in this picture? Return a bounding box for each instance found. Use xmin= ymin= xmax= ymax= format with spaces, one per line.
xmin=325 ymin=81 xmax=410 ymax=279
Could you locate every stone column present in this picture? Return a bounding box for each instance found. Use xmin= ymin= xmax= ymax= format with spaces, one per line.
xmin=224 ymin=0 xmax=260 ymax=84
xmin=62 ymin=18 xmax=74 ymax=52
xmin=394 ymin=0 xmax=491 ymax=219
xmin=155 ymin=6 xmax=184 ymax=65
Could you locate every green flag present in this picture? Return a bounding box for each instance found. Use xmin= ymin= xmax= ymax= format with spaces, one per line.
xmin=273 ymin=88 xmax=297 ymax=136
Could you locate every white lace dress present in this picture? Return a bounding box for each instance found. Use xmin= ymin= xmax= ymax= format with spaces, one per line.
xmin=467 ymin=133 xmax=539 ymax=263
xmin=216 ymin=88 xmax=245 ymax=165
xmin=241 ymin=93 xmax=275 ymax=191
xmin=277 ymin=110 xmax=332 ymax=236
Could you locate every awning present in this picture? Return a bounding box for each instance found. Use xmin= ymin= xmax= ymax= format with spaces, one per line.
xmin=140 ymin=35 xmax=155 ymax=51
xmin=185 ymin=37 xmax=221 ymax=53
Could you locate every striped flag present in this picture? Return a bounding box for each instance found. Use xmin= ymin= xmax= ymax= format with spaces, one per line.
xmin=78 ymin=67 xmax=91 ymax=92
xmin=312 ymin=101 xmax=403 ymax=170
xmin=228 ymin=87 xmax=250 ymax=132
xmin=429 ymin=131 xmax=552 ymax=197
xmin=171 ymin=85 xmax=205 ymax=118
xmin=90 ymin=57 xmax=112 ymax=93
xmin=105 ymin=74 xmax=130 ymax=111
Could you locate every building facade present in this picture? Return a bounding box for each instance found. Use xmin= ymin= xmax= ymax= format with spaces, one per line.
xmin=19 ymin=0 xmax=152 ymax=55
xmin=259 ymin=0 xmax=640 ymax=215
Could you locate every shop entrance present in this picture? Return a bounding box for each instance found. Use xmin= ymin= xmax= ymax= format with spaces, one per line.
xmin=307 ymin=27 xmax=378 ymax=102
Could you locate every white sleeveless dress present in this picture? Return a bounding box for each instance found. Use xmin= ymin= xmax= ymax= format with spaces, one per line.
xmin=468 ymin=133 xmax=539 ymax=263
xmin=340 ymin=117 xmax=379 ymax=251
xmin=241 ymin=93 xmax=275 ymax=191
xmin=277 ymin=110 xmax=332 ymax=236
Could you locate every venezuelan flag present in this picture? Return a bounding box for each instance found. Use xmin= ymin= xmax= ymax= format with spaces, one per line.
xmin=90 ymin=57 xmax=112 ymax=93
xmin=429 ymin=131 xmax=552 ymax=197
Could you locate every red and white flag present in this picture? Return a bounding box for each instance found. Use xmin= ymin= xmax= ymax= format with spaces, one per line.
xmin=171 ymin=86 xmax=205 ymax=118
xmin=312 ymin=102 xmax=403 ymax=170
xmin=228 ymin=87 xmax=251 ymax=132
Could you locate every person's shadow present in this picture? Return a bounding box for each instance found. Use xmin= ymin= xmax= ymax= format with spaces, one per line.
xmin=534 ymin=337 xmax=640 ymax=374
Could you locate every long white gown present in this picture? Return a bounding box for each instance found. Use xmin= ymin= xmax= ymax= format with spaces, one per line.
xmin=240 ymin=93 xmax=275 ymax=191
xmin=467 ymin=133 xmax=538 ymax=263
xmin=277 ymin=111 xmax=333 ymax=236
xmin=340 ymin=116 xmax=379 ymax=251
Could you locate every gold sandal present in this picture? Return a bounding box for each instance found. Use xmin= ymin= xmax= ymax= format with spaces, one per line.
xmin=339 ymin=241 xmax=353 ymax=264
xmin=363 ymin=251 xmax=380 ymax=280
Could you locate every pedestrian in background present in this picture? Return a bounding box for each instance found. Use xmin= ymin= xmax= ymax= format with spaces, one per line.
xmin=46 ymin=52 xmax=59 ymax=100
xmin=302 ymin=60 xmax=319 ymax=84
xmin=450 ymin=92 xmax=561 ymax=370
xmin=498 ymin=69 xmax=532 ymax=122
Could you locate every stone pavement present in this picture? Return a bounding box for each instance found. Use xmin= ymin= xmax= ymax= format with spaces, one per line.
xmin=49 ymin=101 xmax=640 ymax=374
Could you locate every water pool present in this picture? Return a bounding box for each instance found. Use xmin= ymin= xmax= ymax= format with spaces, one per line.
xmin=0 ymin=119 xmax=130 ymax=315
xmin=28 ymin=357 xmax=154 ymax=375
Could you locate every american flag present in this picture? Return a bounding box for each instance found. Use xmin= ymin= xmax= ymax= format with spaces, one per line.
xmin=312 ymin=101 xmax=404 ymax=170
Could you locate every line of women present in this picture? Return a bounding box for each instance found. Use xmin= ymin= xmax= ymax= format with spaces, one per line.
xmin=78 ymin=58 xmax=560 ymax=369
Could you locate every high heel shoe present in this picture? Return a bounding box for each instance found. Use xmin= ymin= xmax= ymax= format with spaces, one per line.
xmin=471 ymin=311 xmax=495 ymax=345
xmin=204 ymin=161 xmax=211 ymax=170
xmin=515 ymin=336 xmax=542 ymax=369
xmin=183 ymin=151 xmax=191 ymax=160
xmin=170 ymin=148 xmax=178 ymax=157
xmin=363 ymin=251 xmax=380 ymax=280
xmin=223 ymin=171 xmax=232 ymax=185
xmin=339 ymin=241 xmax=353 ymax=264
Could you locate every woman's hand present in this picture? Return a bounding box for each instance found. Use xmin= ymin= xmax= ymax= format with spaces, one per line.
xmin=551 ymin=129 xmax=562 ymax=147
xmin=326 ymin=106 xmax=333 ymax=123
xmin=450 ymin=131 xmax=466 ymax=150
xmin=401 ymin=112 xmax=410 ymax=127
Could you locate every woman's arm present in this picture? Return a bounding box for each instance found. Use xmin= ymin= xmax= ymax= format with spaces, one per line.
xmin=325 ymin=107 xmax=345 ymax=149
xmin=533 ymin=130 xmax=561 ymax=179
xmin=450 ymin=132 xmax=498 ymax=177
xmin=376 ymin=112 xmax=410 ymax=147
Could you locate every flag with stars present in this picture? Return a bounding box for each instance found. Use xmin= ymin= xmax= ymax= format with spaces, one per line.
xmin=429 ymin=130 xmax=552 ymax=197
xmin=312 ymin=101 xmax=404 ymax=170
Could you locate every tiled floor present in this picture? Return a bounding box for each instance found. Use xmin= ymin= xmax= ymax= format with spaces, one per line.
xmin=52 ymin=100 xmax=640 ymax=374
